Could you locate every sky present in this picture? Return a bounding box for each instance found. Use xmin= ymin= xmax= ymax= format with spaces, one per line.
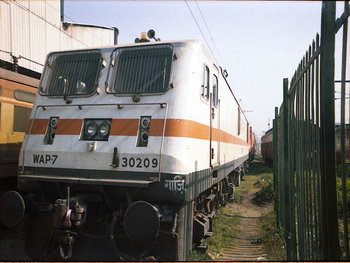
xmin=64 ymin=1 xmax=325 ymax=141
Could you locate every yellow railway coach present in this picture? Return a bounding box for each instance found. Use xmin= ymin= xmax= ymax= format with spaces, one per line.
xmin=0 ymin=68 xmax=38 ymax=186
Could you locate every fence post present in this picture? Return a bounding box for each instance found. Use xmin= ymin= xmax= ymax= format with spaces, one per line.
xmin=273 ymin=106 xmax=279 ymax=229
xmin=283 ymin=78 xmax=297 ymax=260
xmin=340 ymin=1 xmax=349 ymax=260
xmin=319 ymin=1 xmax=340 ymax=260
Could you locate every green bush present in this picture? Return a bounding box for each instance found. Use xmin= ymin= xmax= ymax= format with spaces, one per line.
xmin=252 ymin=181 xmax=275 ymax=206
xmin=262 ymin=182 xmax=276 ymax=201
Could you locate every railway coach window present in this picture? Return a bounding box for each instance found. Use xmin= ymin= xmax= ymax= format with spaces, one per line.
xmin=14 ymin=90 xmax=35 ymax=103
xmin=13 ymin=106 xmax=31 ymax=132
xmin=107 ymin=44 xmax=173 ymax=94
xmin=39 ymin=50 xmax=104 ymax=97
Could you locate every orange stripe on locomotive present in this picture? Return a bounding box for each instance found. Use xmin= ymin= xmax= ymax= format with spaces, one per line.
xmin=26 ymin=118 xmax=249 ymax=146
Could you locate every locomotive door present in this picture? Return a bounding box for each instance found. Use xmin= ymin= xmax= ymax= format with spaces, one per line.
xmin=210 ymin=73 xmax=220 ymax=170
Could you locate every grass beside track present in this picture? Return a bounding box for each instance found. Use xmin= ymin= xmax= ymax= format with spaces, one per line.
xmin=189 ymin=207 xmax=241 ymax=261
xmin=243 ymin=155 xmax=286 ymax=261
xmin=189 ymin=155 xmax=286 ymax=261
xmin=258 ymin=210 xmax=286 ymax=261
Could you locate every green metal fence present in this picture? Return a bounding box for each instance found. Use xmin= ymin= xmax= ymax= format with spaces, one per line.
xmin=274 ymin=1 xmax=350 ymax=260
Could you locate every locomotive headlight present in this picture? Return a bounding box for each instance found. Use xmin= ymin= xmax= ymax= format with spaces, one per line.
xmin=86 ymin=122 xmax=98 ymax=137
xmin=98 ymin=122 xmax=110 ymax=137
xmin=81 ymin=119 xmax=112 ymax=141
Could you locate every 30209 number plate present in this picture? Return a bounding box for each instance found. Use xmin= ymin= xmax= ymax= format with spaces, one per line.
xmin=121 ymin=157 xmax=158 ymax=168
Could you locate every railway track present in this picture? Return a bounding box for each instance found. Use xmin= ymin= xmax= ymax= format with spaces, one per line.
xmin=220 ymin=191 xmax=269 ymax=261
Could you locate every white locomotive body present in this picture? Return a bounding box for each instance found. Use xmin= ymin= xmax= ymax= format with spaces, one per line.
xmin=2 ymin=37 xmax=253 ymax=260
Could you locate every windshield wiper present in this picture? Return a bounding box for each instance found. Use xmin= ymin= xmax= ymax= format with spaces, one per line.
xmin=138 ymin=70 xmax=165 ymax=93
xmin=137 ymin=58 xmax=168 ymax=93
xmin=59 ymin=76 xmax=72 ymax=104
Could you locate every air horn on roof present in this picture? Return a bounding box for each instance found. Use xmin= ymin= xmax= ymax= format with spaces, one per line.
xmin=135 ymin=29 xmax=161 ymax=43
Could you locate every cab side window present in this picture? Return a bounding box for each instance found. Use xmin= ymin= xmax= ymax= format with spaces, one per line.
xmin=238 ymin=107 xmax=241 ymax=136
xmin=202 ymin=66 xmax=210 ymax=100
xmin=212 ymin=74 xmax=218 ymax=108
xmin=247 ymin=123 xmax=249 ymax=143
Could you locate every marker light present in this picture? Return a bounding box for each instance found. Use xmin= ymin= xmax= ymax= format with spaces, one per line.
xmin=50 ymin=117 xmax=59 ymax=128
xmin=141 ymin=117 xmax=151 ymax=129
xmin=137 ymin=116 xmax=151 ymax=147
xmin=141 ymin=132 xmax=149 ymax=141
xmin=44 ymin=117 xmax=59 ymax=145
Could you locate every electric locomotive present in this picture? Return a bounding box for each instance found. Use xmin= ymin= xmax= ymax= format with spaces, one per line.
xmin=0 ymin=31 xmax=253 ymax=260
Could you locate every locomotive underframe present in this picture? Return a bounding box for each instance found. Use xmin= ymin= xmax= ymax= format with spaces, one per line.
xmin=0 ymin=161 xmax=247 ymax=261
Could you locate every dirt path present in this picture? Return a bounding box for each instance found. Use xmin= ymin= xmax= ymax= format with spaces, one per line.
xmin=219 ymin=191 xmax=273 ymax=261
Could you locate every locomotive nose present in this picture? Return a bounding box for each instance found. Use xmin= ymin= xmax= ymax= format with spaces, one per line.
xmin=124 ymin=201 xmax=160 ymax=243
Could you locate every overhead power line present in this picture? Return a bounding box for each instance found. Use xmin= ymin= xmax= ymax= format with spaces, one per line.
xmin=194 ymin=0 xmax=226 ymax=69
xmin=184 ymin=0 xmax=243 ymax=106
xmin=184 ymin=0 xmax=216 ymax=61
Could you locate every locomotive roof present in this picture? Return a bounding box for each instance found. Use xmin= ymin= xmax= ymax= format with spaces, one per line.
xmin=103 ymin=39 xmax=204 ymax=49
xmin=46 ymin=39 xmax=251 ymax=126
xmin=53 ymin=39 xmax=206 ymax=54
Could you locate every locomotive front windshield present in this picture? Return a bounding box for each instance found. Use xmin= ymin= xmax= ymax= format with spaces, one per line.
xmin=108 ymin=45 xmax=173 ymax=94
xmin=39 ymin=50 xmax=104 ymax=96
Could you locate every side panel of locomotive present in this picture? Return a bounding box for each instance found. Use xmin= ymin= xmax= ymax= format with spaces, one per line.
xmin=1 ymin=40 xmax=251 ymax=260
